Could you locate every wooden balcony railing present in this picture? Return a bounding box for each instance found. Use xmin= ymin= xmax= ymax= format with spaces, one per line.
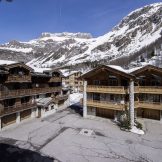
xmin=0 ymin=102 xmax=37 ymax=116
xmin=87 ymin=100 xmax=125 ymax=110
xmin=134 ymin=86 xmax=162 ymax=94
xmin=80 ymin=85 xmax=162 ymax=95
xmin=6 ymin=75 xmax=31 ymax=83
xmin=80 ymin=85 xmax=127 ymax=94
xmin=0 ymin=87 xmax=62 ymax=99
xmin=135 ymin=101 xmax=162 ymax=110
xmin=49 ymin=77 xmax=62 ymax=82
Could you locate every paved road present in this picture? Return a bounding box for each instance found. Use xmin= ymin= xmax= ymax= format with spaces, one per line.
xmin=0 ymin=106 xmax=162 ymax=162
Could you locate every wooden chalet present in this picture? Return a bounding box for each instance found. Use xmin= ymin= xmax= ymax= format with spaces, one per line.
xmin=0 ymin=62 xmax=69 ymax=129
xmin=81 ymin=65 xmax=162 ymax=121
xmin=131 ymin=65 xmax=162 ymax=120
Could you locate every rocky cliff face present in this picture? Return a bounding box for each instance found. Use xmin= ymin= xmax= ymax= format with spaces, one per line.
xmin=0 ymin=2 xmax=162 ymax=69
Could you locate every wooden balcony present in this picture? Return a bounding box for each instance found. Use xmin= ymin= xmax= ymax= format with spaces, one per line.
xmin=49 ymin=77 xmax=62 ymax=82
xmin=6 ymin=75 xmax=31 ymax=83
xmin=135 ymin=101 xmax=162 ymax=110
xmin=87 ymin=100 xmax=125 ymax=110
xmin=0 ymin=102 xmax=37 ymax=117
xmin=134 ymin=86 xmax=162 ymax=94
xmin=81 ymin=85 xmax=127 ymax=94
xmin=0 ymin=87 xmax=62 ymax=99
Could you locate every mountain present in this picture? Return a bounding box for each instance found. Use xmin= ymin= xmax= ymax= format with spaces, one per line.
xmin=0 ymin=2 xmax=162 ymax=70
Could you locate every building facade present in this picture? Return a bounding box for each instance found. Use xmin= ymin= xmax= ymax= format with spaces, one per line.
xmin=81 ymin=65 xmax=162 ymax=121
xmin=62 ymin=71 xmax=83 ymax=93
xmin=0 ymin=62 xmax=69 ymax=130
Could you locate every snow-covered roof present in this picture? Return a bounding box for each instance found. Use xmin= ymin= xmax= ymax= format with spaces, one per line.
xmin=36 ymin=97 xmax=53 ymax=107
xmin=60 ymin=69 xmax=82 ymax=77
xmin=107 ymin=65 xmax=150 ymax=74
xmin=26 ymin=63 xmax=52 ymax=73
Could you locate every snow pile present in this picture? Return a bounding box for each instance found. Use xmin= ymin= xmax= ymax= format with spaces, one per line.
xmin=130 ymin=126 xmax=144 ymax=135
xmin=69 ymin=93 xmax=83 ymax=106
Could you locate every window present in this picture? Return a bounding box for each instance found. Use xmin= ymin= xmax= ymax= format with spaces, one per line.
xmin=109 ymin=75 xmax=118 ymax=86
xmin=110 ymin=94 xmax=115 ymax=101
xmin=94 ymin=80 xmax=100 ymax=85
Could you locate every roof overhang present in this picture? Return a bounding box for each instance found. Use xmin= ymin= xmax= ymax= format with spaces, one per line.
xmin=81 ymin=65 xmax=135 ymax=80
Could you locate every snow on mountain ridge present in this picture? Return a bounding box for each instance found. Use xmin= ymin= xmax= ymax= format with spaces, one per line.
xmin=0 ymin=2 xmax=162 ymax=69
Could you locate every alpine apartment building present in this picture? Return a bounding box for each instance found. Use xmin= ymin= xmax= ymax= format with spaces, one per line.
xmin=0 ymin=62 xmax=69 ymax=130
xmin=81 ymin=65 xmax=162 ymax=121
xmin=62 ymin=71 xmax=83 ymax=93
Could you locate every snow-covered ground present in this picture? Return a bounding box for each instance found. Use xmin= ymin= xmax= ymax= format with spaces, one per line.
xmin=130 ymin=126 xmax=145 ymax=135
xmin=69 ymin=93 xmax=83 ymax=106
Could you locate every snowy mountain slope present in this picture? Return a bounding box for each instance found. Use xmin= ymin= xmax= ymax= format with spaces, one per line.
xmin=0 ymin=2 xmax=162 ymax=68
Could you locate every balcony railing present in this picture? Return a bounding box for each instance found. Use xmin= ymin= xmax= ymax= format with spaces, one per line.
xmin=135 ymin=101 xmax=162 ymax=110
xmin=81 ymin=85 xmax=127 ymax=94
xmin=87 ymin=100 xmax=125 ymax=110
xmin=6 ymin=75 xmax=31 ymax=83
xmin=134 ymin=86 xmax=162 ymax=94
xmin=0 ymin=87 xmax=62 ymax=99
xmin=0 ymin=102 xmax=37 ymax=116
xmin=80 ymin=85 xmax=162 ymax=95
xmin=49 ymin=77 xmax=62 ymax=82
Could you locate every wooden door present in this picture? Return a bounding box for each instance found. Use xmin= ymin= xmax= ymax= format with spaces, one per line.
xmin=20 ymin=109 xmax=31 ymax=121
xmin=2 ymin=113 xmax=16 ymax=128
xmin=96 ymin=108 xmax=114 ymax=119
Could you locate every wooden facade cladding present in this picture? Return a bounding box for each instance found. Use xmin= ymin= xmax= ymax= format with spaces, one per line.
xmin=0 ymin=102 xmax=37 ymax=117
xmin=87 ymin=100 xmax=125 ymax=110
xmin=0 ymin=87 xmax=62 ymax=100
xmin=49 ymin=77 xmax=62 ymax=82
xmin=6 ymin=75 xmax=32 ymax=83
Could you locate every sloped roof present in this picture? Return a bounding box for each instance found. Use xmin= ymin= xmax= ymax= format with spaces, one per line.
xmin=36 ymin=97 xmax=53 ymax=107
xmin=130 ymin=65 xmax=162 ymax=75
xmin=81 ymin=65 xmax=135 ymax=79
